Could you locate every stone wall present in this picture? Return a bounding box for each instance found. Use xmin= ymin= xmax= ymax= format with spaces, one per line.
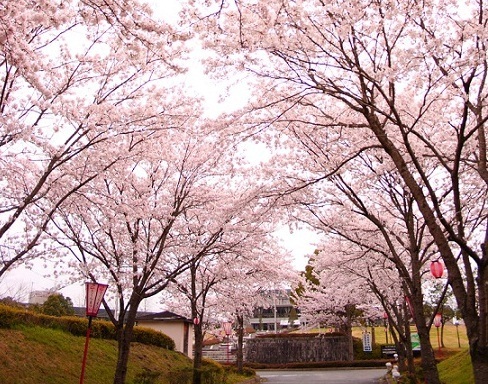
xmin=245 ymin=335 xmax=350 ymax=364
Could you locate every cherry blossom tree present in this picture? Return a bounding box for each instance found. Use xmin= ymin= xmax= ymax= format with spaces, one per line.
xmin=187 ymin=1 xmax=488 ymax=381
xmin=291 ymin=162 xmax=442 ymax=380
xmin=0 ymin=0 xmax=188 ymax=279
xmin=211 ymin=266 xmax=295 ymax=374
xmin=162 ymin=195 xmax=295 ymax=384
xmin=46 ymin=120 xmax=245 ymax=384
xmin=296 ymin=248 xmax=383 ymax=362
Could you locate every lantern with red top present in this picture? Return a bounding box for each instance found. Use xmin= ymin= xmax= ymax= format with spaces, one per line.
xmin=85 ymin=282 xmax=108 ymax=317
xmin=430 ymin=259 xmax=444 ymax=279
xmin=80 ymin=282 xmax=108 ymax=384
xmin=222 ymin=321 xmax=233 ymax=364
xmin=434 ymin=313 xmax=442 ymax=352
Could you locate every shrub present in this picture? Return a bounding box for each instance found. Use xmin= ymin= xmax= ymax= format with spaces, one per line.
xmin=133 ymin=368 xmax=162 ymax=384
xmin=224 ymin=365 xmax=255 ymax=377
xmin=167 ymin=367 xmax=193 ymax=384
xmin=200 ymin=359 xmax=226 ymax=384
xmin=132 ymin=327 xmax=175 ymax=350
xmin=255 ymin=331 xmax=345 ymax=338
xmin=353 ymin=337 xmax=383 ymax=360
xmin=0 ymin=305 xmax=174 ymax=350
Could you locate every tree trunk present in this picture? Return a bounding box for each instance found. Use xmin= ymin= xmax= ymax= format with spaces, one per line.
xmin=113 ymin=297 xmax=141 ymax=384
xmin=416 ymin=320 xmax=440 ymax=384
xmin=192 ymin=323 xmax=204 ymax=384
xmin=371 ymin=324 xmax=376 ymax=347
xmin=367 ymin=113 xmax=488 ymax=383
xmin=402 ymin=308 xmax=414 ymax=378
xmin=236 ymin=314 xmax=244 ymax=373
xmin=471 ymin=350 xmax=488 ymax=384
xmin=467 ymin=261 xmax=488 ymax=384
xmin=410 ymin=292 xmax=441 ymax=384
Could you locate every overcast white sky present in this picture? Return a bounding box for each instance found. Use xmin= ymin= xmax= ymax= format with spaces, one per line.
xmin=1 ymin=227 xmax=318 ymax=309
xmin=1 ymin=0 xmax=321 ymax=310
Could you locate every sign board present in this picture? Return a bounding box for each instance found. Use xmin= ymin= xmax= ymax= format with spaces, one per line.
xmin=362 ymin=332 xmax=372 ymax=352
xmin=381 ymin=345 xmax=397 ymax=357
xmin=411 ymin=333 xmax=421 ymax=351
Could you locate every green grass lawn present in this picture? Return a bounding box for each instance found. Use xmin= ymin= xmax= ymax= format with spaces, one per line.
xmin=352 ymin=323 xmax=468 ymax=350
xmin=438 ymin=349 xmax=474 ymax=384
xmin=352 ymin=324 xmax=473 ymax=383
xmin=0 ymin=326 xmax=252 ymax=384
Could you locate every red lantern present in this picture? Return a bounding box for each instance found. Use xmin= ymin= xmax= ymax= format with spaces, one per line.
xmin=430 ymin=260 xmax=444 ymax=279
xmin=222 ymin=321 xmax=233 ymax=336
xmin=434 ymin=313 xmax=442 ymax=328
xmin=85 ymin=282 xmax=108 ymax=317
xmin=193 ymin=317 xmax=200 ymax=325
xmin=81 ymin=282 xmax=108 ymax=384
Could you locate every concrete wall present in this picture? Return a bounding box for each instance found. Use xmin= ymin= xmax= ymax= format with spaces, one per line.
xmin=136 ymin=320 xmax=194 ymax=358
xmin=245 ymin=335 xmax=349 ymax=364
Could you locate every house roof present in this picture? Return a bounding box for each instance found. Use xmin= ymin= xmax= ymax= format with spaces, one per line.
xmin=135 ymin=310 xmax=191 ymax=323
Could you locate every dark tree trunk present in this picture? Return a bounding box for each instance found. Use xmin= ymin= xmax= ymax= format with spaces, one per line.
xmin=410 ymin=291 xmax=441 ymax=384
xmin=236 ymin=314 xmax=244 ymax=373
xmin=468 ymin=261 xmax=488 ymax=384
xmin=371 ymin=324 xmax=376 ymax=347
xmin=192 ymin=323 xmax=204 ymax=384
xmin=366 ymin=113 xmax=488 ymax=383
xmin=113 ymin=296 xmax=141 ymax=384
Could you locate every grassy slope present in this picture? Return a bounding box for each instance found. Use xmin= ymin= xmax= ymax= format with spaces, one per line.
xmin=438 ymin=349 xmax=474 ymax=384
xmin=351 ymin=324 xmax=473 ymax=382
xmin=0 ymin=326 xmax=192 ymax=384
xmin=0 ymin=324 xmax=473 ymax=383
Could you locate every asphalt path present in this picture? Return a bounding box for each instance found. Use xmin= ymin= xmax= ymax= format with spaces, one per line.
xmin=256 ymin=368 xmax=386 ymax=384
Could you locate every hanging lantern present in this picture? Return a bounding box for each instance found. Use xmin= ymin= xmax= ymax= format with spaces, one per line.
xmin=434 ymin=313 xmax=442 ymax=328
xmin=222 ymin=321 xmax=233 ymax=336
xmin=193 ymin=317 xmax=200 ymax=325
xmin=430 ymin=260 xmax=444 ymax=279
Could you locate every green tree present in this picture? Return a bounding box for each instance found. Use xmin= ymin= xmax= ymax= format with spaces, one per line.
xmin=41 ymin=294 xmax=75 ymax=317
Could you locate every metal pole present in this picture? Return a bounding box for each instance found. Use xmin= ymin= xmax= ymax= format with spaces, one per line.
xmin=456 ymin=324 xmax=461 ymax=348
xmin=436 ymin=326 xmax=441 ymax=351
xmin=80 ymin=316 xmax=93 ymax=384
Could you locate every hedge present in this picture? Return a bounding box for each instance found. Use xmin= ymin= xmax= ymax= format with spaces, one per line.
xmin=0 ymin=304 xmax=175 ymax=350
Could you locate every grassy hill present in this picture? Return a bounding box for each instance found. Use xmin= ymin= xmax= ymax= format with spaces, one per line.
xmin=0 ymin=321 xmax=473 ymax=383
xmin=0 ymin=326 xmax=250 ymax=384
xmin=0 ymin=326 xmax=189 ymax=384
xmin=438 ymin=349 xmax=474 ymax=384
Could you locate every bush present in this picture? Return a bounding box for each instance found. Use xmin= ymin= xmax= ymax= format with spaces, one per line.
xmin=200 ymin=359 xmax=226 ymax=384
xmin=224 ymin=365 xmax=255 ymax=377
xmin=256 ymin=331 xmax=345 ymax=338
xmin=0 ymin=305 xmax=174 ymax=350
xmin=132 ymin=326 xmax=175 ymax=350
xmin=167 ymin=359 xmax=228 ymax=384
xmin=133 ymin=368 xmax=162 ymax=384
xmin=353 ymin=337 xmax=383 ymax=360
xmin=167 ymin=367 xmax=193 ymax=384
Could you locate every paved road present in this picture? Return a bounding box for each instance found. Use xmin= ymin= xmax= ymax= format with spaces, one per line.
xmin=256 ymin=368 xmax=386 ymax=384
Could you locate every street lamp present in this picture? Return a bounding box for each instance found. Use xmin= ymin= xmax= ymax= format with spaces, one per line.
xmin=430 ymin=260 xmax=445 ymax=354
xmin=453 ymin=319 xmax=461 ymax=348
xmin=433 ymin=313 xmax=442 ymax=352
xmin=383 ymin=312 xmax=389 ymax=344
xmin=80 ymin=282 xmax=108 ymax=384
xmin=222 ymin=321 xmax=233 ymax=364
